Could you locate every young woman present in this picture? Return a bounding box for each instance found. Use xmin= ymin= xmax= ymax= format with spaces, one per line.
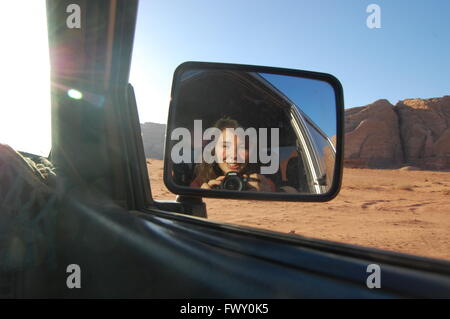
xmin=190 ymin=117 xmax=275 ymax=192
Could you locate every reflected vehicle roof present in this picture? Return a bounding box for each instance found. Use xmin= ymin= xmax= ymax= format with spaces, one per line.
xmin=176 ymin=69 xmax=331 ymax=146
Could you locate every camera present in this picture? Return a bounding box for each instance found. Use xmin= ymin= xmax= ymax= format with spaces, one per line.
xmin=220 ymin=171 xmax=249 ymax=191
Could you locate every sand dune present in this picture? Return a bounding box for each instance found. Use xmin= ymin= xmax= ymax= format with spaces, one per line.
xmin=146 ymin=159 xmax=450 ymax=261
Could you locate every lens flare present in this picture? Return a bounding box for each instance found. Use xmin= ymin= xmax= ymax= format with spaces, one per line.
xmin=68 ymin=89 xmax=83 ymax=100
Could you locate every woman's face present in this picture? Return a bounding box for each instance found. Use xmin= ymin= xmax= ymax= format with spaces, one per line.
xmin=215 ymin=128 xmax=249 ymax=174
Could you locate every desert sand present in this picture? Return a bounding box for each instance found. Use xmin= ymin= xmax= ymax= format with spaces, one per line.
xmin=146 ymin=159 xmax=450 ymax=261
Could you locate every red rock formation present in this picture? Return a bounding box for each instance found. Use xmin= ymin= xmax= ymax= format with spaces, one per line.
xmin=344 ymin=99 xmax=404 ymax=168
xmin=395 ymin=96 xmax=450 ymax=170
xmin=344 ymin=96 xmax=450 ymax=170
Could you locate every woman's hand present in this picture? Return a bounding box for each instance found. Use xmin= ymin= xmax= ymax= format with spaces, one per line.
xmin=200 ymin=176 xmax=225 ymax=189
xmin=244 ymin=173 xmax=275 ymax=192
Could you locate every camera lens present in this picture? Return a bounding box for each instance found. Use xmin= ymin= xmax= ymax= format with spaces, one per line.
xmin=222 ymin=176 xmax=243 ymax=191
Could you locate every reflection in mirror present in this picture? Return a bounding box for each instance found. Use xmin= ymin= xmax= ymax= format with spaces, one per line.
xmin=167 ymin=68 xmax=337 ymax=195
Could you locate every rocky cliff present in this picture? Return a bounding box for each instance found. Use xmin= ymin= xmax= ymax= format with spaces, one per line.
xmin=345 ymin=99 xmax=404 ymax=168
xmin=140 ymin=122 xmax=166 ymax=160
xmin=345 ymin=96 xmax=450 ymax=170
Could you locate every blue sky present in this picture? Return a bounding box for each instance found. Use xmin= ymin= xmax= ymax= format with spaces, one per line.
xmin=130 ymin=0 xmax=450 ymax=125
xmin=261 ymin=73 xmax=336 ymax=136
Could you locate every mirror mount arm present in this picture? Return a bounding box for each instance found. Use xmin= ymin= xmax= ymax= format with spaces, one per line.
xmin=154 ymin=196 xmax=207 ymax=218
xmin=177 ymin=195 xmax=207 ymax=218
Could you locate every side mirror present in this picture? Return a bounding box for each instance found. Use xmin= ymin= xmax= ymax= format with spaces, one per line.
xmin=163 ymin=62 xmax=344 ymax=201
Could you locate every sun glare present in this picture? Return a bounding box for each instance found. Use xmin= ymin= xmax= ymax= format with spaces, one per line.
xmin=0 ymin=1 xmax=51 ymax=156
xmin=68 ymin=89 xmax=83 ymax=100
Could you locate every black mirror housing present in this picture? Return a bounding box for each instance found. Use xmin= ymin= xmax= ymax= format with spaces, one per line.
xmin=163 ymin=62 xmax=344 ymax=202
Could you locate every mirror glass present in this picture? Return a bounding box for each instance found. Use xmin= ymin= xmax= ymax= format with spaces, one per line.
xmin=165 ymin=67 xmax=337 ymax=195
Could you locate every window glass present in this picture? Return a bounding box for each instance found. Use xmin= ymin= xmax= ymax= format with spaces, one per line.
xmin=304 ymin=120 xmax=336 ymax=188
xmin=131 ymin=1 xmax=450 ymax=262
